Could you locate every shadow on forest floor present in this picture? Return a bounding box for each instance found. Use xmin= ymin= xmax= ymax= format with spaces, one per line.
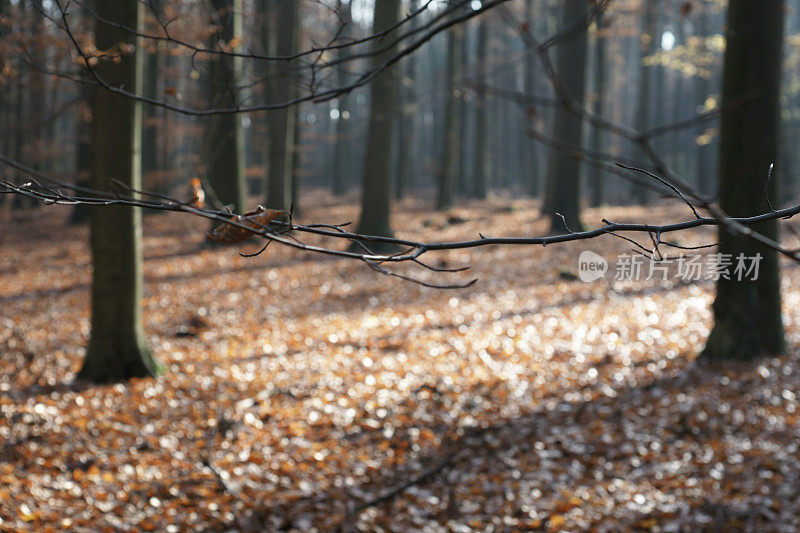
xmin=2 ymin=195 xmax=800 ymax=531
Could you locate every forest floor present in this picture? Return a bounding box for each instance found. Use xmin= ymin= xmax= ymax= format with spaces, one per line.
xmin=2 ymin=192 xmax=800 ymax=532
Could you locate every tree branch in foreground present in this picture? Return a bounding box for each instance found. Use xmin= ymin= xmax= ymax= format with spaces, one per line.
xmin=2 ymin=153 xmax=799 ymax=289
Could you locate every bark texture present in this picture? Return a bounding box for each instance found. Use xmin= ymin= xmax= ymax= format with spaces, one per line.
xmin=702 ymin=0 xmax=786 ymax=360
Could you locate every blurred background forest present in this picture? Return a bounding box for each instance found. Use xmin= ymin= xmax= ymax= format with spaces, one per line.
xmin=4 ymin=0 xmax=799 ymax=209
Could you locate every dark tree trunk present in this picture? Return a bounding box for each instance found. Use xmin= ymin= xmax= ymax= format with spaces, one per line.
xmin=436 ymin=21 xmax=464 ymax=210
xmin=543 ymin=0 xmax=588 ymax=232
xmin=205 ymin=0 xmax=247 ymax=215
xmin=471 ymin=17 xmax=489 ymax=200
xmin=701 ymin=0 xmax=786 ymax=360
xmin=587 ymin=11 xmax=606 ymax=208
xmin=631 ymin=0 xmax=657 ymax=204
xmin=69 ymin=8 xmax=95 ymax=226
xmin=0 ymin=0 xmax=8 ymax=209
xmin=395 ymin=108 xmax=409 ymax=200
xmin=354 ymin=0 xmax=401 ymax=249
xmin=695 ymin=4 xmax=716 ymax=196
xmin=332 ymin=0 xmax=353 ymax=196
xmin=290 ymin=105 xmax=302 ymax=214
xmin=265 ymin=0 xmax=299 ymax=211
xmin=142 ymin=1 xmax=162 ymax=187
xmin=78 ymin=0 xmax=158 ymax=382
xmin=524 ymin=0 xmax=539 ymax=198
xmin=456 ymin=25 xmax=471 ymax=199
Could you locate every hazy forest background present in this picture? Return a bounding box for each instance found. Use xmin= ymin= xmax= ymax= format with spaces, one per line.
xmin=2 ymin=0 xmax=800 ymax=530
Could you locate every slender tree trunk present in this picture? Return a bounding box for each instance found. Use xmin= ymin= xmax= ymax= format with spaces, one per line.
xmin=256 ymin=0 xmax=273 ymax=197
xmin=524 ymin=0 xmax=539 ymax=197
xmin=395 ymin=107 xmax=409 ymax=200
xmin=651 ymin=34 xmax=666 ymax=169
xmin=331 ymin=0 xmax=353 ymax=196
xmin=78 ymin=0 xmax=158 ymax=382
xmin=31 ymin=0 xmax=47 ymax=179
xmin=543 ymin=0 xmax=588 ymax=232
xmin=632 ymin=0 xmax=657 ymax=204
xmin=781 ymin=3 xmax=800 ymax=201
xmin=11 ymin=63 xmax=22 ymax=186
xmin=205 ymin=0 xmax=247 ymax=214
xmin=436 ymin=22 xmax=465 ymax=210
xmin=12 ymin=2 xmax=33 ymax=209
xmin=395 ymin=60 xmax=413 ymax=199
xmin=395 ymin=0 xmax=420 ymax=201
xmin=702 ymin=0 xmax=786 ymax=360
xmin=0 ymin=0 xmax=7 ymax=209
xmin=695 ymin=4 xmax=715 ymax=196
xmin=142 ymin=2 xmax=161 ymax=188
xmin=69 ymin=80 xmax=92 ymax=224
xmin=587 ymin=13 xmax=606 ymax=207
xmin=472 ymin=17 xmax=489 ymax=200
xmin=669 ymin=22 xmax=690 ymax=175
xmin=158 ymin=34 xmax=173 ymax=182
xmin=290 ymin=106 xmax=302 ymax=214
xmin=354 ymin=0 xmax=401 ymax=248
xmin=265 ymin=1 xmax=299 ymax=211
xmin=457 ymin=25 xmax=472 ymax=198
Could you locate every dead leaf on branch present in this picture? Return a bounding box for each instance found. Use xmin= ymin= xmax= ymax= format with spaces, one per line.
xmin=207 ymin=205 xmax=285 ymax=244
xmin=189 ymin=178 xmax=205 ymax=208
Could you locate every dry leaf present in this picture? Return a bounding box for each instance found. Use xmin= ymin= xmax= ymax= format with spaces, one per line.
xmin=207 ymin=205 xmax=285 ymax=244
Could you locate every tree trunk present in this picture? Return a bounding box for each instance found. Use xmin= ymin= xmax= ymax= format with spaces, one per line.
xmin=12 ymin=2 xmax=34 ymax=209
xmin=0 ymin=0 xmax=7 ymax=209
xmin=205 ymin=0 xmax=246 ymax=216
xmin=524 ymin=0 xmax=539 ymax=198
xmin=436 ymin=21 xmax=464 ymax=210
xmin=543 ymin=0 xmax=588 ymax=232
xmin=68 ymin=82 xmax=92 ymax=224
xmin=651 ymin=32 xmax=666 ymax=173
xmin=701 ymin=0 xmax=786 ymax=360
xmin=332 ymin=0 xmax=353 ymax=196
xmin=265 ymin=0 xmax=299 ymax=211
xmin=69 ymin=0 xmax=94 ymax=224
xmin=587 ymin=12 xmax=606 ymax=208
xmin=670 ymin=22 xmax=691 ymax=176
xmin=695 ymin=4 xmax=715 ymax=196
xmin=472 ymin=17 xmax=489 ymax=200
xmin=456 ymin=25 xmax=472 ymax=199
xmin=290 ymin=105 xmax=302 ymax=214
xmin=354 ymin=0 xmax=401 ymax=248
xmin=78 ymin=0 xmax=158 ymax=382
xmin=142 ymin=1 xmax=161 ymax=188
xmin=781 ymin=3 xmax=800 ymax=201
xmin=395 ymin=106 xmax=409 ymax=200
xmin=631 ymin=0 xmax=657 ymax=204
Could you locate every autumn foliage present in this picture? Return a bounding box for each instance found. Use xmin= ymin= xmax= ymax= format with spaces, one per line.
xmin=1 ymin=195 xmax=800 ymax=530
xmin=207 ymin=206 xmax=285 ymax=245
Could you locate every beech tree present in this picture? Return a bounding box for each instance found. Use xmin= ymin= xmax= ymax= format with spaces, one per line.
xmin=542 ymin=0 xmax=588 ymax=232
xmin=332 ymin=0 xmax=354 ymax=196
xmin=701 ymin=0 xmax=786 ymax=360
xmin=471 ymin=16 xmax=489 ymax=200
xmin=265 ymin=0 xmax=299 ymax=212
xmin=694 ymin=2 xmax=716 ymax=195
xmin=631 ymin=0 xmax=658 ymax=204
xmin=354 ymin=0 xmax=401 ymax=247
xmin=205 ymin=0 xmax=247 ymax=214
xmin=436 ymin=21 xmax=465 ymax=210
xmin=77 ymin=0 xmax=159 ymax=381
xmin=587 ymin=10 xmax=607 ymax=207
